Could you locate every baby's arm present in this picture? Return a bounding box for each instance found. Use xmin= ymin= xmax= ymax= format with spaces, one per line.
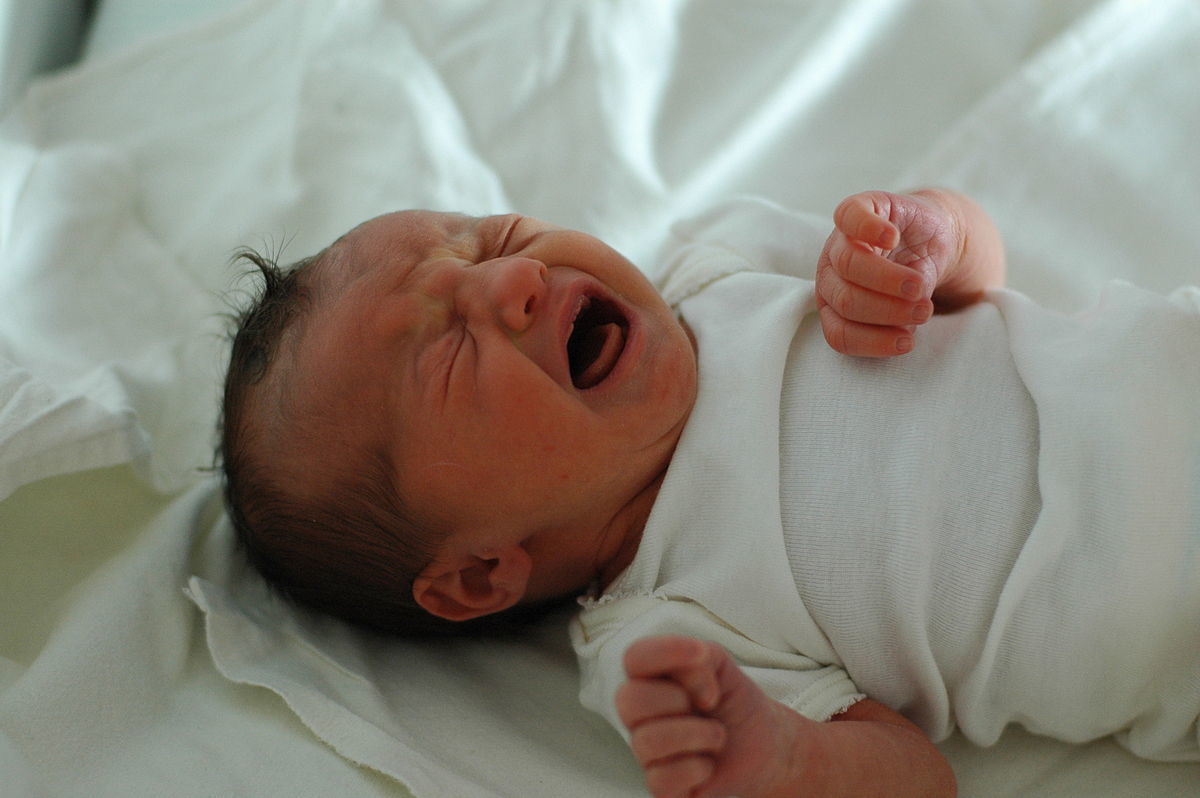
xmin=616 ymin=636 xmax=956 ymax=798
xmin=815 ymin=188 xmax=1006 ymax=357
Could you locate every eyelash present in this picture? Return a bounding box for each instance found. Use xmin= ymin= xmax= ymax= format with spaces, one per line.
xmin=495 ymin=217 xmax=521 ymax=257
xmin=441 ymin=313 xmax=471 ymax=400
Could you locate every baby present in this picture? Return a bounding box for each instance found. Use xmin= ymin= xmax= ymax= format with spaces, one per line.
xmin=220 ymin=189 xmax=1200 ymax=798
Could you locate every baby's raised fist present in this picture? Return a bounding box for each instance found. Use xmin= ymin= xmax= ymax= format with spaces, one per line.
xmin=616 ymin=635 xmax=817 ymax=798
xmin=816 ymin=190 xmax=958 ymax=357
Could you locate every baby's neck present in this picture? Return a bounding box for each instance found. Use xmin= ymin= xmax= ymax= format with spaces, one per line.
xmin=592 ymin=469 xmax=666 ymax=591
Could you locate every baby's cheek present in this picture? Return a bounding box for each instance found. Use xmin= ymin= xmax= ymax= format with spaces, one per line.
xmin=536 ymin=443 xmax=573 ymax=482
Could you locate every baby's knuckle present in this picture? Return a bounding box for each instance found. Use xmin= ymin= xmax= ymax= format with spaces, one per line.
xmin=615 ymin=685 xmax=643 ymax=726
xmin=629 ymin=728 xmax=662 ymax=765
xmin=699 ymin=640 xmax=727 ymax=663
xmin=841 ymin=253 xmax=867 ymax=286
xmin=644 ymin=770 xmax=678 ymax=798
xmin=833 ymin=239 xmax=856 ymax=276
xmin=825 ymin=327 xmax=851 ymax=356
xmin=644 ymin=768 xmax=673 ymax=798
xmin=830 ymin=283 xmax=857 ymax=318
xmin=833 ymin=197 xmax=855 ymax=230
xmin=646 ymin=757 xmax=710 ymax=798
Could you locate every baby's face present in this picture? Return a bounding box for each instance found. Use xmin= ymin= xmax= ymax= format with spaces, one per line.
xmin=291 ymin=210 xmax=697 ymax=574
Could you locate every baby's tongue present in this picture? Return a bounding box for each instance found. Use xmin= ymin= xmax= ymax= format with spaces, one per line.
xmin=574 ymin=321 xmax=625 ymax=389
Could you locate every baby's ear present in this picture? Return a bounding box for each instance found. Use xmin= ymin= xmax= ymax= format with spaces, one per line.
xmin=412 ymin=545 xmax=532 ymax=622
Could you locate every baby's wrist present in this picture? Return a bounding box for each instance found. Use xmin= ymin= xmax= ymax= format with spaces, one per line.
xmin=750 ymin=702 xmax=823 ymax=798
xmin=908 ymin=188 xmax=976 ymax=307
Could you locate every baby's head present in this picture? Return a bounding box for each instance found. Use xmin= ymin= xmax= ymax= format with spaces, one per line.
xmin=220 ymin=211 xmax=697 ymax=636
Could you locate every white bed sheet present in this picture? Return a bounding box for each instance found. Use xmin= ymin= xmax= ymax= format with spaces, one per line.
xmin=0 ymin=0 xmax=89 ymax=116
xmin=2 ymin=1 xmax=1198 ymax=796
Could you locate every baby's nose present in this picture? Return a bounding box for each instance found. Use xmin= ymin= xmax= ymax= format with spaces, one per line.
xmin=476 ymin=256 xmax=547 ymax=332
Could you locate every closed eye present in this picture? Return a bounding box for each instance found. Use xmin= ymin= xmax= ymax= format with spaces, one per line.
xmin=440 ymin=319 xmax=473 ymax=406
xmin=494 ymin=215 xmax=523 ymax=257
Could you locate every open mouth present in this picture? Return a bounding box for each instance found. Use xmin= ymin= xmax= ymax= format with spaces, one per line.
xmin=566 ymin=295 xmax=628 ymax=389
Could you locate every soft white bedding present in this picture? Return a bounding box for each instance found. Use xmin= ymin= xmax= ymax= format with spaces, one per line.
xmin=2 ymin=0 xmax=1198 ymax=796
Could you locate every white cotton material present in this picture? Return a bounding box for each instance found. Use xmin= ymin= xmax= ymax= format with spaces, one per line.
xmin=572 ymin=200 xmax=1200 ymax=761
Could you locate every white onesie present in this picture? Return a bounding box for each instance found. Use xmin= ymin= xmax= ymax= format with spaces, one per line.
xmin=570 ymin=198 xmax=1200 ymax=761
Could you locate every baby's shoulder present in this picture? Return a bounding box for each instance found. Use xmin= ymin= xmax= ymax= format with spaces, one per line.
xmin=654 ymin=197 xmax=829 ymax=304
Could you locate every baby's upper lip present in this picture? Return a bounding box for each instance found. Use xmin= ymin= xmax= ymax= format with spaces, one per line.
xmin=556 ymin=278 xmax=592 ymax=389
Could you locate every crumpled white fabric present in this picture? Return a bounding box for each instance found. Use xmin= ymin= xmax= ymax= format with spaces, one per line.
xmin=0 ymin=359 xmax=143 ymax=502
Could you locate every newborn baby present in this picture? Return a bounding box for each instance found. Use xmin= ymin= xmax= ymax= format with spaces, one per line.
xmin=220 ymin=189 xmax=1200 ymax=798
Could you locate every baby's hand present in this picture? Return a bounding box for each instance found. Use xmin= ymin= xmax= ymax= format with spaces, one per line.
xmin=815 ymin=190 xmax=961 ymax=357
xmin=615 ymin=636 xmax=815 ymax=798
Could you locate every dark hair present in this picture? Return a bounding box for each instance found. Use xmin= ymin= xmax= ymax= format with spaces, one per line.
xmin=219 ymin=248 xmax=571 ymax=638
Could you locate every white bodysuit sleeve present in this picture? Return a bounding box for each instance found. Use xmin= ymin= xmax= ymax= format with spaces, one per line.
xmin=570 ymin=595 xmax=864 ymax=742
xmin=653 ymin=197 xmax=832 ymax=301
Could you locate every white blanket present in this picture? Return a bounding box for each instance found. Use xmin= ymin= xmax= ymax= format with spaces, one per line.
xmin=2 ymin=0 xmax=1198 ymax=796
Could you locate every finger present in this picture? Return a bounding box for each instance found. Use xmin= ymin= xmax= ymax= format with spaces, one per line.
xmin=644 ymin=756 xmax=716 ymax=798
xmin=623 ymin=636 xmax=721 ymax=711
xmin=834 ymin=192 xmax=900 ymax=250
xmin=819 ymin=305 xmax=914 ymax=357
xmin=817 ymin=263 xmax=932 ymax=327
xmin=616 ymin=679 xmax=693 ymax=730
xmin=630 ymin=716 xmax=727 ymax=767
xmin=827 ymin=233 xmax=929 ymax=301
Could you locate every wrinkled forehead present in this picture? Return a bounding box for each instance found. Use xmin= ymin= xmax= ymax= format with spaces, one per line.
xmin=289 ymin=211 xmax=453 ymax=376
xmin=321 ymin=209 xmax=480 ymax=291
xmin=277 ymin=210 xmax=485 ymax=424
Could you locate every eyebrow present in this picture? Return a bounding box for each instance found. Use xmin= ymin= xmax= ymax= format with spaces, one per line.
xmin=377 ymin=214 xmax=488 ymax=293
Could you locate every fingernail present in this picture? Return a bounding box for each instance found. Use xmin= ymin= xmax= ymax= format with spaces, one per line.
xmin=901 ymin=280 xmax=920 ymax=299
xmin=911 ymin=303 xmax=932 ymax=323
xmin=896 ymin=336 xmax=913 ymax=354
